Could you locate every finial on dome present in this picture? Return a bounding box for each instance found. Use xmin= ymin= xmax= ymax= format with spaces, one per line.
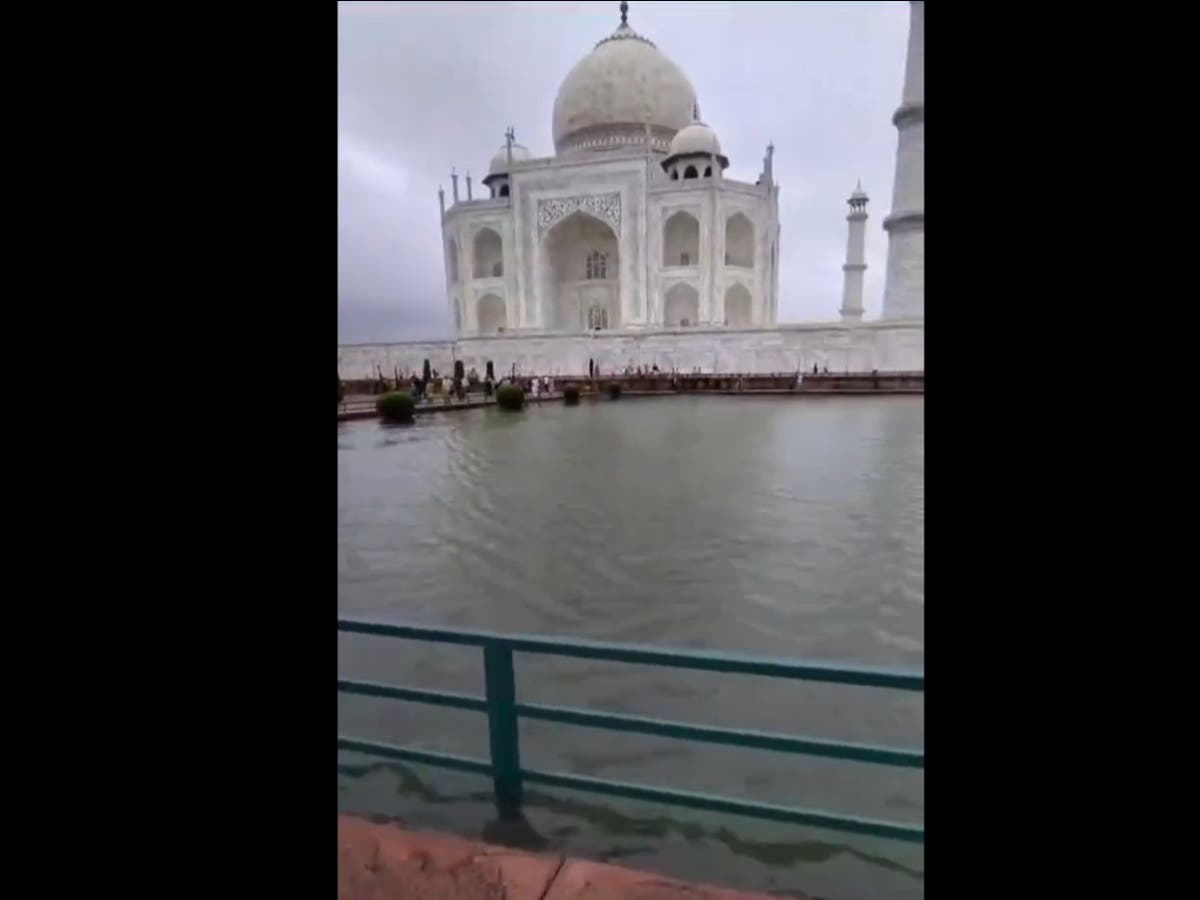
xmin=620 ymin=1 xmax=629 ymax=26
xmin=692 ymin=102 xmax=699 ymax=123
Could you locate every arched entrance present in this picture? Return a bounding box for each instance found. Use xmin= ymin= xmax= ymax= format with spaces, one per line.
xmin=477 ymin=294 xmax=506 ymax=334
xmin=541 ymin=211 xmax=619 ymax=331
xmin=725 ymin=213 xmax=754 ymax=268
xmin=473 ymin=228 xmax=503 ymax=279
xmin=725 ymin=283 xmax=752 ymax=326
xmin=664 ymin=283 xmax=699 ymax=327
xmin=663 ymin=211 xmax=699 ymax=268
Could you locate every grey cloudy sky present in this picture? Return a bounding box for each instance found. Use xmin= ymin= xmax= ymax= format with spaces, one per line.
xmin=338 ymin=0 xmax=909 ymax=344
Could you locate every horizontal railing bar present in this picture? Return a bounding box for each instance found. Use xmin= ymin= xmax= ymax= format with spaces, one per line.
xmin=337 ymin=617 xmax=923 ymax=691
xmin=514 ymin=702 xmax=923 ymax=768
xmin=337 ymin=678 xmax=488 ymax=712
xmin=335 ymin=736 xmax=922 ymax=843
xmin=336 ymin=736 xmax=493 ymax=776
xmin=520 ymin=767 xmax=923 ymax=843
xmin=335 ymin=680 xmax=921 ymax=767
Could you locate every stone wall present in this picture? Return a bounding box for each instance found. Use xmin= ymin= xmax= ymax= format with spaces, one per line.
xmin=337 ymin=321 xmax=923 ymax=380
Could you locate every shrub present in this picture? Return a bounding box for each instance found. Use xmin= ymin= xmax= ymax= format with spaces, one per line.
xmin=495 ymin=384 xmax=525 ymax=411
xmin=563 ymin=384 xmax=581 ymax=406
xmin=376 ymin=391 xmax=415 ymax=422
xmin=607 ymin=382 xmax=623 ymax=400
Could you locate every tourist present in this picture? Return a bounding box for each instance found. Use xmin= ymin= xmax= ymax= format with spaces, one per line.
xmin=442 ymin=373 xmax=453 ymax=404
xmin=531 ymin=377 xmax=541 ymax=402
xmin=813 ymin=363 xmax=819 ymax=374
xmin=822 ymin=365 xmax=829 ymax=374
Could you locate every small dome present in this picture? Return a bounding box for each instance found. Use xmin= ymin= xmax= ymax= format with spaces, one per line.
xmin=485 ymin=143 xmax=530 ymax=177
xmin=482 ymin=143 xmax=530 ymax=186
xmin=552 ymin=18 xmax=697 ymax=156
xmin=668 ymin=121 xmax=722 ymax=158
xmin=662 ymin=116 xmax=729 ymax=172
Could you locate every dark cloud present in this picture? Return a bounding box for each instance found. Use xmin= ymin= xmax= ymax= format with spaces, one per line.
xmin=338 ymin=1 xmax=908 ymax=344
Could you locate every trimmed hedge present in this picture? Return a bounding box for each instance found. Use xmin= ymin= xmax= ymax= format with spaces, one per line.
xmin=607 ymin=382 xmax=623 ymax=400
xmin=563 ymin=384 xmax=581 ymax=406
xmin=496 ymin=384 xmax=525 ymax=411
xmin=376 ymin=391 xmax=416 ymax=422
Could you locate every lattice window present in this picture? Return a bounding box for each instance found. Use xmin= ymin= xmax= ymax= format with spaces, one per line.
xmin=585 ymin=250 xmax=608 ymax=280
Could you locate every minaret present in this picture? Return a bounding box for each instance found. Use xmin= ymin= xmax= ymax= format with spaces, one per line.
xmin=466 ymin=171 xmax=473 ymax=201
xmin=451 ymin=167 xmax=459 ymax=204
xmin=437 ymin=185 xmax=445 ymax=218
xmin=840 ymin=182 xmax=869 ymax=322
xmin=881 ymin=0 xmax=924 ymax=320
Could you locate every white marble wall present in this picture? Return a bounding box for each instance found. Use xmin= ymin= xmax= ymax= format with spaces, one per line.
xmin=337 ymin=322 xmax=924 ymax=381
xmin=441 ymin=149 xmax=780 ymax=338
xmin=882 ymin=0 xmax=924 ymax=321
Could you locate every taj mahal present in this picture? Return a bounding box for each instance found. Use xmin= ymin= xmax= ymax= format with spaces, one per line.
xmin=338 ymin=1 xmax=924 ymax=379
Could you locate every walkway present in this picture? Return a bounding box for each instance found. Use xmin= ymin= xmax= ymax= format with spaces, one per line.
xmin=337 ymin=814 xmax=791 ymax=900
xmin=337 ymin=393 xmax=566 ymax=422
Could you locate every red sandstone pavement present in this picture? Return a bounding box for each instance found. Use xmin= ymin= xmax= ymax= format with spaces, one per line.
xmin=337 ymin=814 xmax=791 ymax=900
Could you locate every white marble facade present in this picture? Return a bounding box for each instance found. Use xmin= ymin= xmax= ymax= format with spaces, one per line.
xmin=441 ymin=10 xmax=780 ymax=341
xmin=341 ymin=3 xmax=924 ymax=377
xmin=338 ymin=321 xmax=923 ymax=381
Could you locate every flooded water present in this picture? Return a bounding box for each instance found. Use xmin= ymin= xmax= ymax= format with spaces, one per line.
xmin=337 ymin=395 xmax=924 ymax=900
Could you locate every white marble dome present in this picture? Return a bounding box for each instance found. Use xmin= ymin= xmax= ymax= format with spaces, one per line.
xmin=668 ymin=121 xmax=721 ymax=158
xmin=484 ymin=143 xmax=531 ymax=181
xmin=552 ymin=21 xmax=697 ymax=155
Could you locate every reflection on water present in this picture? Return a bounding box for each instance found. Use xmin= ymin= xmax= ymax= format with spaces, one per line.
xmin=338 ymin=396 xmax=924 ymax=900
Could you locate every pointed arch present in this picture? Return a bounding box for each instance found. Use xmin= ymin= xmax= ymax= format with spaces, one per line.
xmin=477 ymin=294 xmax=506 ymax=334
xmin=472 ymin=227 xmax=503 ymax=279
xmin=541 ymin=210 xmax=620 ymax=331
xmin=663 ymin=211 xmax=699 ymax=268
xmin=724 ymin=283 xmax=753 ymax=327
xmin=664 ymin=283 xmax=699 ymax=328
xmin=725 ymin=213 xmax=754 ymax=268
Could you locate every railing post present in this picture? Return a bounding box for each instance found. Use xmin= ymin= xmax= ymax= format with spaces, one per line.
xmin=483 ymin=643 xmax=522 ymax=819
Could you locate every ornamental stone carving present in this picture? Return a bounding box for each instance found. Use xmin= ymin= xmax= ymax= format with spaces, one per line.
xmin=537 ymin=192 xmax=621 ymax=239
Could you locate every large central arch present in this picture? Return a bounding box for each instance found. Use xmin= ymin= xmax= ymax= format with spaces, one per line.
xmin=541 ymin=211 xmax=620 ymax=331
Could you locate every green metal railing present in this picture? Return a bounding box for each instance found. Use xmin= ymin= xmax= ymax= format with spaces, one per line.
xmin=337 ymin=616 xmax=924 ymax=843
